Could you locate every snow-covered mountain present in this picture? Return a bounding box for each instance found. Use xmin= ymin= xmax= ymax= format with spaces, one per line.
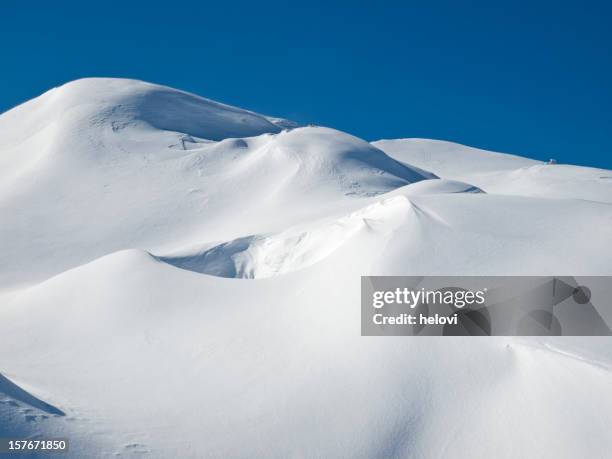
xmin=1 ymin=78 xmax=611 ymax=458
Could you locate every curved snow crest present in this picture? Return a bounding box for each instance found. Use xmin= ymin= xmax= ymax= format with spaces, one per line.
xmin=218 ymin=127 xmax=437 ymax=197
xmin=394 ymin=178 xmax=484 ymax=195
xmin=0 ymin=77 xmax=283 ymax=146
xmin=160 ymin=195 xmax=416 ymax=278
xmin=0 ymin=373 xmax=64 ymax=417
xmin=154 ymin=178 xmax=484 ymax=281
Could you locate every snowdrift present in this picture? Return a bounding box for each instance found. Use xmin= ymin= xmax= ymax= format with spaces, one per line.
xmin=1 ymin=78 xmax=611 ymax=458
xmin=0 ymin=79 xmax=432 ymax=288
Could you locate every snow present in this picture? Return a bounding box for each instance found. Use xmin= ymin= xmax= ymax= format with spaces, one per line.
xmin=1 ymin=78 xmax=611 ymax=458
xmin=374 ymin=138 xmax=612 ymax=202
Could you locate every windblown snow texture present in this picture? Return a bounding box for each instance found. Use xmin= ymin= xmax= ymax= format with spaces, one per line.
xmin=1 ymin=78 xmax=611 ymax=458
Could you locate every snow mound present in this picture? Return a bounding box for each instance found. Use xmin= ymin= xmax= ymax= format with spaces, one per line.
xmin=372 ymin=138 xmax=540 ymax=175
xmin=2 ymin=226 xmax=612 ymax=458
xmin=158 ymin=180 xmax=485 ymax=280
xmin=225 ymin=127 xmax=436 ymax=197
xmin=393 ymin=178 xmax=484 ymax=195
xmin=0 ymin=80 xmax=434 ymax=289
xmin=159 ymin=188 xmax=612 ymax=279
xmin=0 ymin=78 xmax=282 ymax=146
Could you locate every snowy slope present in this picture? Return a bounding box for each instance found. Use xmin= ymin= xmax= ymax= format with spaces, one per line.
xmin=1 ymin=78 xmax=612 ymax=458
xmin=374 ymin=138 xmax=612 ymax=202
xmin=0 ymin=79 xmax=432 ymax=289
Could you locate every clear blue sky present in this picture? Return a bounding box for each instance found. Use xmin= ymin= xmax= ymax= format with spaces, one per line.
xmin=2 ymin=0 xmax=611 ymax=169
